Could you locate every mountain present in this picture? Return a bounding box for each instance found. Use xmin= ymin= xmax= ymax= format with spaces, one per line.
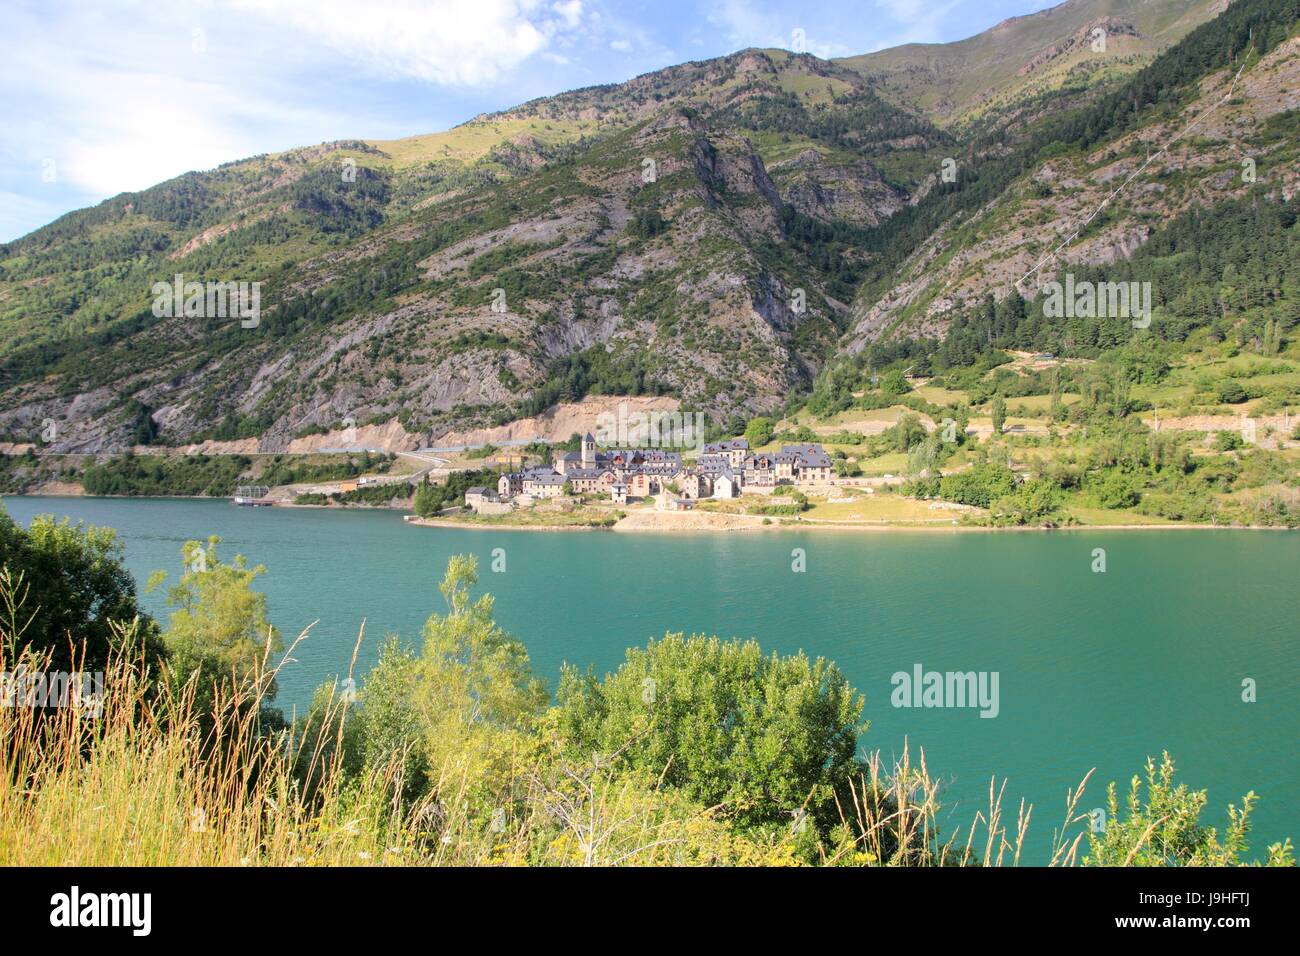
xmin=0 ymin=0 xmax=1295 ymax=455
xmin=837 ymin=0 xmax=1229 ymax=128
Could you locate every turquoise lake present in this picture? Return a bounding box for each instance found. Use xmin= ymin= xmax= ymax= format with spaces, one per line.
xmin=4 ymin=495 xmax=1297 ymax=860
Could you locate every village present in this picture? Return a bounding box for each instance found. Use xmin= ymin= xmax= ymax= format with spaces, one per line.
xmin=463 ymin=434 xmax=835 ymax=515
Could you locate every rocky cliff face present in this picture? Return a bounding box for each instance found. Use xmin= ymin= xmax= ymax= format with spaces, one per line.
xmin=845 ymin=33 xmax=1300 ymax=352
xmin=0 ymin=0 xmax=1275 ymax=454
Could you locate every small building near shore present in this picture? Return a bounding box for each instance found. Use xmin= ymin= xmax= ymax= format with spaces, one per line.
xmin=464 ymin=487 xmax=500 ymax=512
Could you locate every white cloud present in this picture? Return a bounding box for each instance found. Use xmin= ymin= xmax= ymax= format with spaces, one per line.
xmin=0 ymin=0 xmax=599 ymax=237
xmin=610 ymin=39 xmax=632 ymax=52
xmin=228 ymin=0 xmax=585 ymax=87
xmin=553 ymin=0 xmax=584 ymax=29
xmin=705 ymin=0 xmax=851 ymax=59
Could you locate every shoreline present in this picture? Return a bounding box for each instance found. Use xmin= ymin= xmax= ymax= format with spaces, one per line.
xmin=405 ymin=511 xmax=1298 ymax=534
xmin=5 ymin=494 xmax=1294 ymax=534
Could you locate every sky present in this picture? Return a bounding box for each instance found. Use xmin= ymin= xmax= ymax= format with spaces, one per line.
xmin=0 ymin=0 xmax=1058 ymax=242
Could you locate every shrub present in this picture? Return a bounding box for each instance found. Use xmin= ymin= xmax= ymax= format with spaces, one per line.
xmin=555 ymin=633 xmax=863 ymax=832
xmin=1214 ymin=430 xmax=1245 ymax=451
xmin=0 ymin=507 xmax=163 ymax=674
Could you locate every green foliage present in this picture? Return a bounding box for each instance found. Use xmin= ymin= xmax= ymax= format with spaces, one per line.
xmin=413 ymin=469 xmax=498 ymax=517
xmin=627 ymin=208 xmax=668 ymax=240
xmin=510 ymin=347 xmax=672 ymax=423
xmin=1214 ymin=430 xmax=1246 ymax=451
xmin=555 ymin=633 xmax=863 ymax=833
xmin=259 ymin=453 xmax=394 ymax=486
xmin=884 ymin=412 xmax=928 ymax=454
xmin=1085 ymin=754 xmax=1294 ymax=867
xmin=81 ymin=454 xmax=251 ymax=497
xmin=934 ymin=462 xmax=1017 ymax=509
xmin=879 ymin=369 xmax=910 ymax=396
xmin=147 ymin=537 xmax=284 ymax=730
xmin=1216 ymin=379 xmax=1249 ymax=405
xmin=1087 ymin=469 xmax=1142 ymax=509
xmin=991 ymin=394 xmax=1006 ymax=435
xmin=333 ymin=482 xmax=413 ymax=506
xmin=0 ymin=507 xmax=163 ymax=674
xmin=345 ymin=554 xmax=547 ymax=804
xmin=989 ymin=480 xmax=1063 ymax=526
xmin=744 ymin=416 xmax=775 ymax=448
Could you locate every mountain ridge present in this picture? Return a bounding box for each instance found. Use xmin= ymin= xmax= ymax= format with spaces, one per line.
xmin=0 ymin=0 xmax=1293 ymax=455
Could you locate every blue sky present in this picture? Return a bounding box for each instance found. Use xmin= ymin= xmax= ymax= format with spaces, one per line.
xmin=0 ymin=0 xmax=1056 ymax=242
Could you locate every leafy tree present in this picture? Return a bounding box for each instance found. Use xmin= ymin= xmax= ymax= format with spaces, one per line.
xmin=1089 ymin=470 xmax=1141 ymax=509
xmin=990 ymin=480 xmax=1062 ymax=526
xmin=1214 ymin=430 xmax=1246 ymax=451
xmin=744 ymin=416 xmax=774 ymax=448
xmin=413 ymin=477 xmax=439 ymax=517
xmin=879 ymin=369 xmax=910 ymax=396
xmin=937 ymin=462 xmax=1017 ymax=509
xmin=147 ymin=537 xmax=283 ymax=729
xmin=0 ymin=507 xmax=163 ymax=674
xmin=886 ymin=412 xmax=928 ymax=453
xmin=1216 ymin=380 xmax=1248 ymax=405
xmin=348 ymin=555 xmax=548 ymax=805
xmin=991 ymin=394 xmax=1007 ymax=435
xmin=413 ymin=469 xmax=497 ymax=517
xmin=555 ymin=633 xmax=863 ymax=833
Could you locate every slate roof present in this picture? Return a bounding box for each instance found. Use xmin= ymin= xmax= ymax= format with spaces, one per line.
xmin=522 ymin=468 xmax=566 ymax=486
xmin=696 ymin=454 xmax=732 ymax=474
xmin=780 ymin=444 xmax=832 ymax=468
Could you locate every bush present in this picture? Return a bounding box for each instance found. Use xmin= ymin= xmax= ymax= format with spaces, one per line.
xmin=1214 ymin=430 xmax=1245 ymax=451
xmin=1089 ymin=470 xmax=1142 ymax=509
xmin=937 ymin=463 xmax=1016 ymax=509
xmin=0 ymin=507 xmax=163 ymax=674
xmin=1216 ymin=380 xmax=1248 ymax=404
xmin=1086 ymin=754 xmax=1293 ymax=866
xmin=555 ymin=633 xmax=863 ymax=832
xmin=879 ymin=369 xmax=910 ymax=395
xmin=744 ymin=417 xmax=775 ymax=448
xmin=990 ymin=480 xmax=1063 ymax=526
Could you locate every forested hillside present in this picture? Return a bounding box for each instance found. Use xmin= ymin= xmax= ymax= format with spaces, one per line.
xmin=0 ymin=0 xmax=1296 ymax=456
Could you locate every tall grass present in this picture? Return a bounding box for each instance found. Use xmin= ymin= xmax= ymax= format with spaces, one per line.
xmin=2 ymin=569 xmax=1287 ymax=867
xmin=0 ymin=638 xmax=1079 ymax=867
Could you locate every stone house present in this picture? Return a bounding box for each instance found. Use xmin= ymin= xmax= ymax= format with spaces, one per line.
xmin=703 ymin=439 xmax=750 ymax=469
xmin=521 ymin=468 xmax=566 ymax=498
xmin=680 ymin=472 xmax=711 ymax=499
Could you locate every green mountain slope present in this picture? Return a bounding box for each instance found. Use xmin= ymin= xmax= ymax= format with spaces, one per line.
xmin=0 ymin=49 xmax=945 ymax=451
xmin=837 ymin=0 xmax=1227 ymax=128
xmin=0 ymin=0 xmax=1294 ymax=456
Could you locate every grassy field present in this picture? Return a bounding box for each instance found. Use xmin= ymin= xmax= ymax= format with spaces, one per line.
xmin=803 ymin=493 xmax=961 ymax=523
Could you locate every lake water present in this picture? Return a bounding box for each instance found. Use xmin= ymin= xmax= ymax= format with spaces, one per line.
xmin=4 ymin=495 xmax=1297 ymax=860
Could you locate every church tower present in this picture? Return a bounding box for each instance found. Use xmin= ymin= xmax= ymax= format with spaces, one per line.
xmin=581 ymin=432 xmax=596 ymax=468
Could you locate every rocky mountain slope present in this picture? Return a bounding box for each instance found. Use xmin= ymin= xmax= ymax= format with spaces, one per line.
xmin=0 ymin=0 xmax=1293 ymax=454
